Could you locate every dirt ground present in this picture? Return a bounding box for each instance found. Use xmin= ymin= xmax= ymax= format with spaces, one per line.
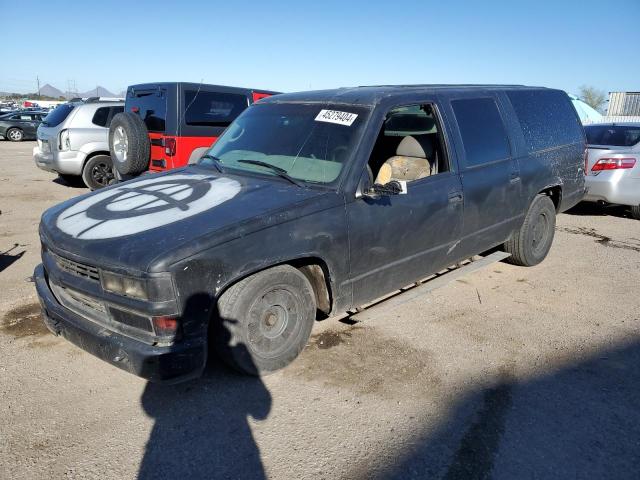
xmin=1 ymin=140 xmax=639 ymax=479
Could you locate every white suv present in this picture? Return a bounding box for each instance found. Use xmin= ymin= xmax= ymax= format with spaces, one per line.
xmin=33 ymin=100 xmax=124 ymax=189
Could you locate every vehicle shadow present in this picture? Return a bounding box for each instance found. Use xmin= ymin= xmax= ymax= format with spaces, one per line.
xmin=0 ymin=244 xmax=25 ymax=273
xmin=52 ymin=176 xmax=86 ymax=189
xmin=564 ymin=201 xmax=632 ymax=219
xmin=138 ymin=295 xmax=271 ymax=480
xmin=364 ymin=339 xmax=640 ymax=479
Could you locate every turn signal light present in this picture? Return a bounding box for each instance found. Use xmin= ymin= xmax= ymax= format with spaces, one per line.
xmin=591 ymin=158 xmax=636 ymax=171
xmin=152 ymin=315 xmax=179 ymax=336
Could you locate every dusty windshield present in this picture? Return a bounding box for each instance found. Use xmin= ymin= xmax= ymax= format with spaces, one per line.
xmin=200 ymin=103 xmax=370 ymax=185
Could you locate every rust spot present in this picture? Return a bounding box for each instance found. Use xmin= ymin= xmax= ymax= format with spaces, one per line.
xmin=1 ymin=302 xmax=49 ymax=338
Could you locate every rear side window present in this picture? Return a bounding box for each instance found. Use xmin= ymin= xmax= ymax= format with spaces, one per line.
xmin=451 ymin=97 xmax=511 ymax=167
xmin=127 ymin=89 xmax=167 ymax=132
xmin=42 ymin=104 xmax=75 ymax=127
xmin=507 ymin=90 xmax=583 ymax=152
xmin=92 ymin=107 xmax=110 ymax=127
xmin=584 ymin=125 xmax=640 ymax=147
xmin=184 ymin=90 xmax=248 ymax=126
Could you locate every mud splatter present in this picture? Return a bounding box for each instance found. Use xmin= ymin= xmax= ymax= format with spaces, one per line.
xmin=290 ymin=326 xmax=440 ymax=397
xmin=559 ymin=227 xmax=640 ymax=252
xmin=313 ymin=329 xmax=352 ymax=349
xmin=0 ymin=302 xmax=49 ymax=338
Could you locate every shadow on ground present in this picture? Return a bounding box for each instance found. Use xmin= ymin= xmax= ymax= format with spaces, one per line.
xmin=0 ymin=244 xmax=25 ymax=273
xmin=564 ymin=202 xmax=632 ymax=219
xmin=364 ymin=339 xmax=640 ymax=480
xmin=138 ymin=295 xmax=271 ymax=480
xmin=52 ymin=176 xmax=86 ymax=189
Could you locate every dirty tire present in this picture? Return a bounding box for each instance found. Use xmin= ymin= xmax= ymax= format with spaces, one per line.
xmin=6 ymin=128 xmax=23 ymax=142
xmin=214 ymin=265 xmax=316 ymax=375
xmin=503 ymin=194 xmax=556 ymax=266
xmin=631 ymin=205 xmax=640 ymax=220
xmin=82 ymin=155 xmax=114 ymax=190
xmin=109 ymin=112 xmax=150 ymax=175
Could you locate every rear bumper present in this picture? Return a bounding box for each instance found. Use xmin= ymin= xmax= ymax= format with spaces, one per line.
xmin=584 ymin=171 xmax=640 ymax=206
xmin=34 ymin=264 xmax=206 ymax=383
xmin=33 ymin=146 xmax=85 ymax=175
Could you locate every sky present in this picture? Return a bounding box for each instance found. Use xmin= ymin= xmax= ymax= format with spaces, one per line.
xmin=1 ymin=0 xmax=638 ymax=97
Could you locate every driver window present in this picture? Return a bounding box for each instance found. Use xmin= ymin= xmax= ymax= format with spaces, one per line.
xmin=367 ymin=104 xmax=449 ymax=185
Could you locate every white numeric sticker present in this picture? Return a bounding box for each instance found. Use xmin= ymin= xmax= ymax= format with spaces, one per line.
xmin=315 ymin=109 xmax=358 ymax=126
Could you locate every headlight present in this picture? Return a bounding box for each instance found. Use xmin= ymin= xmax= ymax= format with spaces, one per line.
xmin=59 ymin=129 xmax=70 ymax=151
xmin=101 ymin=271 xmax=147 ymax=299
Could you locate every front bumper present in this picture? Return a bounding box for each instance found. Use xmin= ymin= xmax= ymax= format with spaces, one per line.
xmin=583 ymin=171 xmax=640 ymax=206
xmin=34 ymin=264 xmax=206 ymax=383
xmin=33 ymin=145 xmax=85 ymax=175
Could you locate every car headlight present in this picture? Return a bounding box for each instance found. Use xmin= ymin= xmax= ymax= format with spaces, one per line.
xmin=100 ymin=271 xmax=175 ymax=301
xmin=59 ymin=129 xmax=70 ymax=151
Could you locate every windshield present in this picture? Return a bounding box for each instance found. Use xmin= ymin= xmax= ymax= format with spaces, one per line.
xmin=200 ymin=103 xmax=370 ymax=185
xmin=42 ymin=103 xmax=75 ymax=127
xmin=585 ymin=124 xmax=640 ymax=147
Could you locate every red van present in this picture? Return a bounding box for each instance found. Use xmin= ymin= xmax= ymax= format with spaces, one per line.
xmin=109 ymin=82 xmax=278 ymax=178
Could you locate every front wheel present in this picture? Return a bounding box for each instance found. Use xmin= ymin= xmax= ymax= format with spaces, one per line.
xmin=82 ymin=155 xmax=114 ymax=190
xmin=503 ymin=194 xmax=556 ymax=266
xmin=6 ymin=128 xmax=23 ymax=142
xmin=214 ymin=265 xmax=317 ymax=375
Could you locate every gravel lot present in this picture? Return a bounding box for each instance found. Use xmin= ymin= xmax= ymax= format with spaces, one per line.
xmin=1 ymin=140 xmax=639 ymax=479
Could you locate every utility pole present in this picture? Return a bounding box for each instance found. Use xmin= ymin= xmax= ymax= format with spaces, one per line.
xmin=36 ymin=75 xmax=40 ymax=99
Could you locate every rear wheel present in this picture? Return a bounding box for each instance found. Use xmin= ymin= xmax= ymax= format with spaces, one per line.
xmin=6 ymin=128 xmax=23 ymax=142
xmin=631 ymin=205 xmax=640 ymax=220
xmin=82 ymin=155 xmax=114 ymax=190
xmin=503 ymin=194 xmax=556 ymax=266
xmin=214 ymin=265 xmax=316 ymax=375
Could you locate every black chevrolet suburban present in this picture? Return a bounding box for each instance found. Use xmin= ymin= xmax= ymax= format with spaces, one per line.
xmin=35 ymin=85 xmax=585 ymax=382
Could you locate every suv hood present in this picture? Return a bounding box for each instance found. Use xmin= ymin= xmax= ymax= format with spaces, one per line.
xmin=40 ymin=168 xmax=333 ymax=272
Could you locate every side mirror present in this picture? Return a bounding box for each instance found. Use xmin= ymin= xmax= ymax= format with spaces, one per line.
xmin=365 ymin=180 xmax=407 ymax=197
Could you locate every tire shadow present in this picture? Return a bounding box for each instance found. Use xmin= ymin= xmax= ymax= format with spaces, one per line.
xmin=564 ymin=202 xmax=632 ymax=219
xmin=138 ymin=295 xmax=271 ymax=480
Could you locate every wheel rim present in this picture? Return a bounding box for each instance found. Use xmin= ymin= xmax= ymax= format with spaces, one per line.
xmin=246 ymin=288 xmax=301 ymax=358
xmin=9 ymin=130 xmax=21 ymax=140
xmin=91 ymin=161 xmax=114 ymax=186
xmin=531 ymin=211 xmax=550 ymax=255
xmin=112 ymin=126 xmax=128 ymax=164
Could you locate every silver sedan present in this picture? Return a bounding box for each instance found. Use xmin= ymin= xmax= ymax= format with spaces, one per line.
xmin=583 ymin=122 xmax=640 ymax=219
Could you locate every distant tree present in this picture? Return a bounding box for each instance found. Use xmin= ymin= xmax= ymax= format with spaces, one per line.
xmin=579 ymin=85 xmax=607 ymax=114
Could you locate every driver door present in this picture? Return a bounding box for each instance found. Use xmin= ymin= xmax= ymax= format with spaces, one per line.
xmin=345 ymin=103 xmax=464 ymax=307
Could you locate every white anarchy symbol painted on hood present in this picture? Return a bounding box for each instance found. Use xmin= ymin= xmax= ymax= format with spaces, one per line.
xmin=56 ymin=174 xmax=242 ymax=240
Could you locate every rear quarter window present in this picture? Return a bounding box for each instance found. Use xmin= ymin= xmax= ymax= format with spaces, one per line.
xmin=92 ymin=107 xmax=110 ymax=127
xmin=184 ymin=90 xmax=248 ymax=126
xmin=507 ymin=90 xmax=583 ymax=152
xmin=451 ymin=97 xmax=511 ymax=167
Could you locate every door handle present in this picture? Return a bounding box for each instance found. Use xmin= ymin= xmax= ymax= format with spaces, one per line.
xmin=448 ymin=191 xmax=463 ymax=203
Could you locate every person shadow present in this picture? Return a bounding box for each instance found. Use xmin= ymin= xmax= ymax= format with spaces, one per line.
xmin=138 ymin=294 xmax=272 ymax=480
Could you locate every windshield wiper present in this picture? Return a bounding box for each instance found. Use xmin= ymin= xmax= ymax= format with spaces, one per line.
xmin=237 ymin=159 xmax=304 ymax=188
xmin=199 ymin=154 xmax=225 ymax=173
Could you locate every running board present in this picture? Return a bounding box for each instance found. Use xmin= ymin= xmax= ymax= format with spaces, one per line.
xmin=349 ymin=251 xmax=511 ymax=323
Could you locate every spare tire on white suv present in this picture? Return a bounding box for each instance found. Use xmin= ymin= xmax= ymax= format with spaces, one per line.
xmin=109 ymin=112 xmax=151 ymax=175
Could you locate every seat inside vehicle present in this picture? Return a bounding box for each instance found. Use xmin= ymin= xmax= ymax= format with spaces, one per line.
xmin=368 ymin=104 xmax=448 ymax=184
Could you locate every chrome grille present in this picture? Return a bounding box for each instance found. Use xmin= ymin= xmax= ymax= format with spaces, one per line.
xmin=52 ymin=253 xmax=100 ymax=282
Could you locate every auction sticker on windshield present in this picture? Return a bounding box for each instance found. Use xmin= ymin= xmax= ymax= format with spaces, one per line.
xmin=315 ymin=109 xmax=358 ymax=126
